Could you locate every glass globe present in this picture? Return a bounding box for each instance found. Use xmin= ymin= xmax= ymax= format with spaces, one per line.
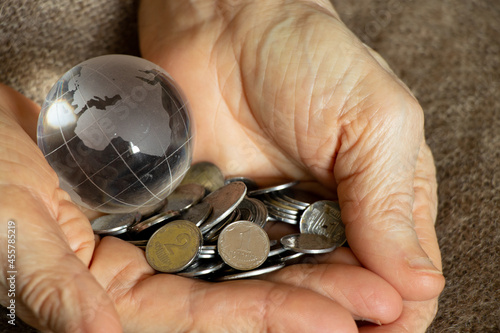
xmin=37 ymin=54 xmax=193 ymax=214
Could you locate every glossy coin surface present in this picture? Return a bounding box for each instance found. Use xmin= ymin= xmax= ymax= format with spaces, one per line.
xmin=300 ymin=200 xmax=346 ymax=246
xmin=199 ymin=181 xmax=247 ymax=234
xmin=91 ymin=213 xmax=139 ymax=235
xmin=146 ymin=220 xmax=202 ymax=273
xmin=280 ymin=233 xmax=337 ymax=254
xmin=247 ymin=180 xmax=299 ymax=196
xmin=180 ymin=161 xmax=224 ymax=193
xmin=162 ymin=183 xmax=206 ymax=212
xmin=218 ymin=221 xmax=270 ymax=270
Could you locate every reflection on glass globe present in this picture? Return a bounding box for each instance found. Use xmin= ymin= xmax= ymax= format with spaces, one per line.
xmin=37 ymin=54 xmax=193 ymax=214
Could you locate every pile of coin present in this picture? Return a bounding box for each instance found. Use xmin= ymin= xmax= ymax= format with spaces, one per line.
xmin=91 ymin=162 xmax=346 ymax=281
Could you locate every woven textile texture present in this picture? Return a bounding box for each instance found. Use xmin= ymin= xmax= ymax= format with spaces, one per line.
xmin=0 ymin=0 xmax=499 ymax=332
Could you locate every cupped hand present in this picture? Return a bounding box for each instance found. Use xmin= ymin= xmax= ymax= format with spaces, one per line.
xmin=0 ymin=85 xmax=402 ymax=332
xmin=139 ymin=0 xmax=445 ymax=331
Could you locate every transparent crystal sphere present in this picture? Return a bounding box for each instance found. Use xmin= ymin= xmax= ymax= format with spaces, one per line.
xmin=37 ymin=55 xmax=193 ymax=213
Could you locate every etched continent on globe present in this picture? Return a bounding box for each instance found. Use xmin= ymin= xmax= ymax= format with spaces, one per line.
xmin=37 ymin=55 xmax=193 ymax=213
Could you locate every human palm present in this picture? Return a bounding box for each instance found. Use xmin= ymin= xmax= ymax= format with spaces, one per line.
xmin=0 ymin=0 xmax=444 ymax=332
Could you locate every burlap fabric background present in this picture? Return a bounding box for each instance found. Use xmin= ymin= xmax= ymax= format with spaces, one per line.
xmin=0 ymin=0 xmax=498 ymax=332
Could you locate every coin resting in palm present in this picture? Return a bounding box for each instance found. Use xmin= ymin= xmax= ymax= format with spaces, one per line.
xmin=91 ymin=161 xmax=347 ymax=279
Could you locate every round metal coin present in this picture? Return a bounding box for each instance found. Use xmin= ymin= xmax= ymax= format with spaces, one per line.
xmin=218 ymin=221 xmax=270 ymax=270
xmin=180 ymin=161 xmax=225 ymax=193
xmin=300 ymin=200 xmax=346 ymax=246
xmin=280 ymin=233 xmax=337 ymax=254
xmin=146 ymin=220 xmax=203 ymax=273
xmin=199 ymin=181 xmax=247 ymax=234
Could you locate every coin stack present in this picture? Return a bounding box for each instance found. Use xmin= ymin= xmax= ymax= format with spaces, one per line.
xmin=91 ymin=162 xmax=346 ymax=281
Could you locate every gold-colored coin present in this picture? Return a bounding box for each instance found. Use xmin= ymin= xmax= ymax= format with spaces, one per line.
xmin=180 ymin=161 xmax=224 ymax=193
xmin=145 ymin=220 xmax=202 ymax=273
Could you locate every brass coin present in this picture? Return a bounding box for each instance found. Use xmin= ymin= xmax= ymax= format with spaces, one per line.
xmin=146 ymin=220 xmax=202 ymax=273
xmin=180 ymin=161 xmax=224 ymax=193
xmin=218 ymin=221 xmax=270 ymax=271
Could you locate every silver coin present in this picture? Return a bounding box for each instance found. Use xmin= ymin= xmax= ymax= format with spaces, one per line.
xmin=269 ymin=192 xmax=306 ymax=211
xmin=262 ymin=193 xmax=300 ymax=215
xmin=225 ymin=177 xmax=259 ymax=191
xmin=268 ymin=243 xmax=288 ymax=257
xmin=266 ymin=206 xmax=298 ymax=220
xmin=218 ymin=221 xmax=270 ymax=270
xmin=201 ymin=244 xmax=217 ymax=251
xmin=267 ymin=211 xmax=298 ymax=225
xmin=199 ymin=181 xmax=247 ymax=234
xmin=91 ymin=213 xmax=140 ymax=236
xmin=247 ymin=180 xmax=299 ymax=196
xmin=181 ymin=202 xmax=213 ymax=227
xmin=279 ymin=250 xmax=306 ymax=263
xmin=128 ymin=210 xmax=181 ymax=234
xmin=300 ymin=200 xmax=346 ymax=246
xmin=178 ymin=260 xmax=225 ymax=278
xmin=280 ymin=233 xmax=337 ymax=254
xmin=247 ymin=197 xmax=268 ymax=228
xmin=161 ymin=183 xmax=206 ymax=213
xmin=180 ymin=161 xmax=225 ymax=193
xmin=237 ymin=198 xmax=257 ymax=222
xmin=215 ymin=262 xmax=285 ymax=281
xmin=198 ymin=252 xmax=217 ymax=259
xmin=199 ymin=248 xmax=216 ymax=255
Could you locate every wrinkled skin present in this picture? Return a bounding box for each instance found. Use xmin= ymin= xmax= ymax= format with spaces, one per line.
xmin=0 ymin=0 xmax=444 ymax=332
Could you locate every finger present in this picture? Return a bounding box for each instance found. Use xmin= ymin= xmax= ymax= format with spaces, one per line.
xmin=412 ymin=143 xmax=442 ymax=271
xmin=303 ymin=247 xmax=362 ymax=266
xmin=261 ymin=263 xmax=403 ymax=325
xmin=359 ymin=298 xmax=439 ymax=333
xmin=91 ymin=237 xmax=358 ymax=333
xmin=0 ymin=186 xmax=121 ymax=333
xmin=334 ymin=86 xmax=444 ymax=302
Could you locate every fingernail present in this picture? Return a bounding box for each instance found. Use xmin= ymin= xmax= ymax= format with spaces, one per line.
xmin=408 ymin=257 xmax=442 ymax=274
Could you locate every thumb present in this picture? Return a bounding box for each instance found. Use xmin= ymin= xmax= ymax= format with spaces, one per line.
xmin=0 ymin=185 xmax=121 ymax=333
xmin=334 ymin=84 xmax=444 ymax=302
